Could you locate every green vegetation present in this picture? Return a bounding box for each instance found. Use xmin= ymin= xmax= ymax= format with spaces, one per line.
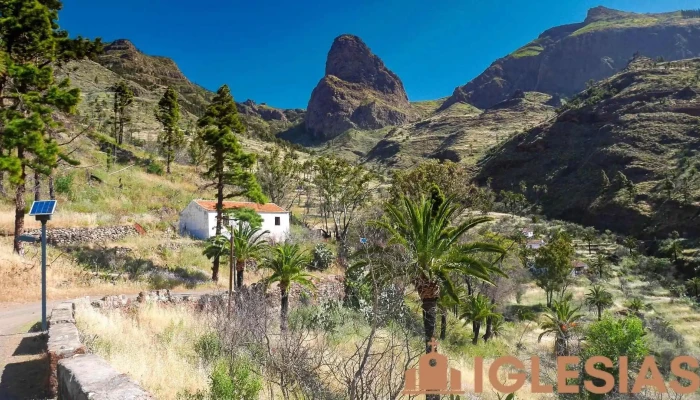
xmin=571 ymin=16 xmax=660 ymax=36
xmin=155 ymin=87 xmax=185 ymax=174
xmin=197 ymin=84 xmax=266 ymax=281
xmin=511 ymin=42 xmax=544 ymax=58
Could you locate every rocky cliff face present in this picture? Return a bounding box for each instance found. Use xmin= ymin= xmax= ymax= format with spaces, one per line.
xmin=97 ymin=39 xmax=212 ymax=116
xmin=478 ymin=57 xmax=700 ymax=238
xmin=305 ymin=35 xmax=412 ymax=140
xmin=444 ymin=7 xmax=700 ymax=109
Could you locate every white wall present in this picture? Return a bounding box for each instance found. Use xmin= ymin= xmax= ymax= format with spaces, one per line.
xmin=178 ymin=201 xmax=211 ymax=240
xmin=222 ymin=212 xmax=290 ymax=243
xmin=179 ymin=201 xmax=290 ymax=242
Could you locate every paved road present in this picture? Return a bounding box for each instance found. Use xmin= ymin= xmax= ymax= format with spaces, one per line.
xmin=0 ymin=289 xmax=220 ymax=399
xmin=0 ymin=301 xmax=60 ymax=400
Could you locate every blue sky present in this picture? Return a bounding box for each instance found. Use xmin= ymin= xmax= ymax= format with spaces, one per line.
xmin=60 ymin=0 xmax=700 ymax=109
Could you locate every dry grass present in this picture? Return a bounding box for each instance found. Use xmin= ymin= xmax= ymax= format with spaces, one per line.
xmin=0 ymin=234 xmax=226 ymax=303
xmin=0 ymin=237 xmax=149 ymax=303
xmin=76 ymin=303 xmax=210 ymax=399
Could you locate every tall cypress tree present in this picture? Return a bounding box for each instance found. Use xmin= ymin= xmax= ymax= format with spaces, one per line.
xmin=111 ymin=81 xmax=133 ymax=145
xmin=155 ymin=87 xmax=184 ymax=174
xmin=0 ymin=0 xmax=82 ymax=255
xmin=198 ymin=85 xmax=265 ymax=281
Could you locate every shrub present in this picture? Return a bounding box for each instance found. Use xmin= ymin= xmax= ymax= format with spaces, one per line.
xmin=146 ymin=160 xmax=165 ymax=175
xmin=55 ymin=174 xmax=74 ymax=195
xmin=310 ymin=243 xmax=333 ymax=271
xmin=194 ymin=332 xmax=222 ymax=364
xmin=178 ymin=358 xmax=262 ymax=400
xmin=210 ymin=359 xmax=262 ymax=400
xmin=289 ymin=300 xmax=360 ymax=334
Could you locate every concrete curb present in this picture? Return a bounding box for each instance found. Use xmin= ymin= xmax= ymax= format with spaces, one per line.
xmin=47 ymin=299 xmax=153 ymax=399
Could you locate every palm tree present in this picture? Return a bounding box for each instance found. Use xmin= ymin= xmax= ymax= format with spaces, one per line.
xmin=582 ymin=227 xmax=597 ymax=254
xmin=585 ymin=285 xmax=613 ymax=321
xmin=686 ymin=277 xmax=700 ymax=297
xmin=590 ymin=254 xmax=609 ymax=279
xmin=626 ymin=298 xmax=644 ymax=315
xmin=231 ymin=222 xmax=269 ymax=288
xmin=669 ymin=239 xmax=683 ymax=262
xmin=262 ymin=243 xmax=314 ymax=331
xmin=623 ymin=237 xmax=638 ymax=255
xmin=538 ymin=297 xmax=583 ymax=356
xmin=460 ymin=293 xmax=495 ymax=345
xmin=437 ymin=287 xmax=463 ymax=340
xmin=375 ymin=191 xmax=506 ymax=352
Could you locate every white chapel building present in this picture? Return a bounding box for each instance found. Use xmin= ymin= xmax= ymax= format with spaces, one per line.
xmin=179 ymin=200 xmax=290 ymax=242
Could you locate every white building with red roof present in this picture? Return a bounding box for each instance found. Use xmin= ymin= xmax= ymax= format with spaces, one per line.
xmin=179 ymin=200 xmax=290 ymax=242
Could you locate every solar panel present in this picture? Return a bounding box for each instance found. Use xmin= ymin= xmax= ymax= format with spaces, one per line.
xmin=29 ymin=200 xmax=57 ymax=216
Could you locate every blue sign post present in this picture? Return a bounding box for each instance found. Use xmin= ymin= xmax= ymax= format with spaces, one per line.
xmin=27 ymin=200 xmax=57 ymax=332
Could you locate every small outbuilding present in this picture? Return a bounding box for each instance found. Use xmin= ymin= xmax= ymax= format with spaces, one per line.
xmin=526 ymin=239 xmax=546 ymax=250
xmin=179 ymin=200 xmax=290 ymax=242
xmin=572 ymin=260 xmax=589 ymax=276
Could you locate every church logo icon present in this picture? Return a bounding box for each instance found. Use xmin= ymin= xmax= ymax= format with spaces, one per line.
xmin=402 ymin=338 xmax=465 ymax=395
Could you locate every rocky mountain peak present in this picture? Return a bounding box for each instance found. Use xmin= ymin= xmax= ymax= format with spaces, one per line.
xmin=584 ymin=6 xmax=636 ymax=23
xmin=105 ymin=39 xmax=138 ymax=53
xmin=324 ymin=35 xmax=406 ymax=98
xmin=305 ymin=35 xmax=411 ymax=140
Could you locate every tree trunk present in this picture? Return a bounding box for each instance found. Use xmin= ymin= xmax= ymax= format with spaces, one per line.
xmin=211 ymin=164 xmax=225 ymax=282
xmin=34 ymin=169 xmax=41 ymax=201
xmin=440 ymin=310 xmax=447 ymax=340
xmin=49 ymin=174 xmax=55 ymax=200
xmin=421 ymin=297 xmax=438 ymax=352
xmin=597 ymin=306 xmax=602 ymax=321
xmin=280 ymin=283 xmax=289 ymax=332
xmin=236 ymin=269 xmax=244 ymax=289
xmin=13 ymin=161 xmax=26 ymax=255
xmin=0 ymin=172 xmax=6 ymax=197
xmin=423 ymin=296 xmax=440 ymax=400
xmin=472 ymin=321 xmax=481 ymax=345
xmin=483 ymin=316 xmax=493 ymax=342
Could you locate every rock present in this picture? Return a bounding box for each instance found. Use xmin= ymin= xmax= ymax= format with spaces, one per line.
xmin=237 ymin=99 xmax=287 ymax=122
xmin=443 ymin=7 xmax=700 ymax=110
xmin=305 ymin=34 xmax=412 ymax=140
xmin=24 ymin=225 xmax=139 ymax=246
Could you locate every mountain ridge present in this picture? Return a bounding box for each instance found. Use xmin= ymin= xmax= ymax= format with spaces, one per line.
xmin=442 ymin=6 xmax=700 ymax=110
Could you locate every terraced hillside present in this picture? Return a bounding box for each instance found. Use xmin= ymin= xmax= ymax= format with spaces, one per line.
xmin=479 ymin=57 xmax=700 ymax=238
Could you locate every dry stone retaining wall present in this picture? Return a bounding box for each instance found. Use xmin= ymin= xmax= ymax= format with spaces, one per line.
xmin=48 ymin=299 xmax=153 ymax=399
xmin=25 ymin=225 xmax=141 ymax=246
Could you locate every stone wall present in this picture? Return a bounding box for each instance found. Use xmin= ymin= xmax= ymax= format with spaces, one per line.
xmin=48 ymin=300 xmax=153 ymax=399
xmin=25 ymin=224 xmax=142 ymax=246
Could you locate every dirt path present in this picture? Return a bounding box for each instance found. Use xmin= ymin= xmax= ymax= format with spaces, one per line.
xmin=0 ymin=301 xmax=59 ymax=400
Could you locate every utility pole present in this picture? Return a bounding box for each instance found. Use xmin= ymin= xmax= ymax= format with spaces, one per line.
xmin=25 ymin=200 xmax=57 ymax=331
xmin=227 ymin=222 xmax=236 ymax=314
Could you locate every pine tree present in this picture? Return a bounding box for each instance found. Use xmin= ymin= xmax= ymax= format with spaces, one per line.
xmin=155 ymin=87 xmax=184 ymax=174
xmin=198 ymin=85 xmax=266 ymax=281
xmin=111 ymin=81 xmax=133 ymax=145
xmin=188 ymin=129 xmax=207 ymax=172
xmin=0 ymin=0 xmax=82 ymax=255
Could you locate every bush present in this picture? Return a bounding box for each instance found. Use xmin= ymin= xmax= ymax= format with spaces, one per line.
xmin=146 ymin=160 xmax=165 ymax=175
xmin=210 ymin=359 xmax=262 ymax=400
xmin=310 ymin=243 xmax=333 ymax=271
xmin=177 ymin=358 xmax=262 ymax=400
xmin=55 ymin=174 xmax=74 ymax=195
xmin=194 ymin=332 xmax=222 ymax=364
xmin=289 ymin=300 xmax=360 ymax=334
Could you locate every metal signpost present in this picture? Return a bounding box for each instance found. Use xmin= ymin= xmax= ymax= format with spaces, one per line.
xmin=25 ymin=200 xmax=57 ymax=331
